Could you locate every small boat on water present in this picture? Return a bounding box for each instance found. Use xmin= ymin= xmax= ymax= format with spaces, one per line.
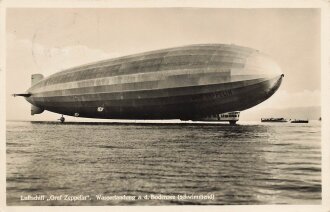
xmin=195 ymin=111 xmax=240 ymax=125
xmin=261 ymin=118 xmax=287 ymax=122
xmin=291 ymin=119 xmax=309 ymax=123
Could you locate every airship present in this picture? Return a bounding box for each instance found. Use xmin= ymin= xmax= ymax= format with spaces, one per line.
xmin=14 ymin=44 xmax=284 ymax=124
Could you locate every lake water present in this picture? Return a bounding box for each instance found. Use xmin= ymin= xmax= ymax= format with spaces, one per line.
xmin=6 ymin=120 xmax=321 ymax=205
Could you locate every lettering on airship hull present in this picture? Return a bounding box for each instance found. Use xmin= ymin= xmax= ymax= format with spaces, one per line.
xmin=191 ymin=90 xmax=233 ymax=101
xmin=17 ymin=44 xmax=284 ymax=120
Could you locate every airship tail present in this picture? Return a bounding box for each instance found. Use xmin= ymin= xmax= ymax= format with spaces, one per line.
xmin=30 ymin=74 xmax=44 ymax=115
xmin=11 ymin=73 xmax=41 ymax=97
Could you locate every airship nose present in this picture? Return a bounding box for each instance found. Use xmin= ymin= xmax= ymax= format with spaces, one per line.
xmin=244 ymin=51 xmax=283 ymax=79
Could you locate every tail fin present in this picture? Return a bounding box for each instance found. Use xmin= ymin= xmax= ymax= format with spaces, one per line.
xmin=12 ymin=93 xmax=31 ymax=97
xmin=31 ymin=105 xmax=44 ymax=115
xmin=31 ymin=74 xmax=44 ymax=86
xmin=31 ymin=74 xmax=44 ymax=115
xmin=12 ymin=74 xmax=45 ymax=115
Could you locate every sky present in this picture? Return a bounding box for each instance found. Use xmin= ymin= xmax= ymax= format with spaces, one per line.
xmin=6 ymin=8 xmax=321 ymax=121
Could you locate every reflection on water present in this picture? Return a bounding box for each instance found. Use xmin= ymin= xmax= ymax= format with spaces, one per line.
xmin=6 ymin=121 xmax=321 ymax=205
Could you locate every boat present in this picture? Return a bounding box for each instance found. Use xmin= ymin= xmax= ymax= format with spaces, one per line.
xmin=291 ymin=119 xmax=309 ymax=123
xmin=13 ymin=44 xmax=284 ymax=122
xmin=261 ymin=118 xmax=288 ymax=122
xmin=194 ymin=111 xmax=240 ymax=125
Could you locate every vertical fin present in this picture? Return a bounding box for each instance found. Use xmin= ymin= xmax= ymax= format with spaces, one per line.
xmin=31 ymin=74 xmax=44 ymax=115
xmin=31 ymin=105 xmax=44 ymax=115
xmin=31 ymin=74 xmax=44 ymax=86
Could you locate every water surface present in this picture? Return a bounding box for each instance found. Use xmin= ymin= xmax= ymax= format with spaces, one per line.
xmin=6 ymin=121 xmax=321 ymax=205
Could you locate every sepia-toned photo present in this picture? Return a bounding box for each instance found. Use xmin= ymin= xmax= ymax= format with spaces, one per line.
xmin=1 ymin=1 xmax=329 ymax=211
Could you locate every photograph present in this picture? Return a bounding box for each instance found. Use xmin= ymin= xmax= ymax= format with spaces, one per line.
xmin=2 ymin=0 xmax=329 ymax=210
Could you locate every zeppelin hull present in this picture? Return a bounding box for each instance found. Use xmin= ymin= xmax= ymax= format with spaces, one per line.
xmin=24 ymin=44 xmax=284 ymax=120
xmin=28 ymin=76 xmax=282 ymax=120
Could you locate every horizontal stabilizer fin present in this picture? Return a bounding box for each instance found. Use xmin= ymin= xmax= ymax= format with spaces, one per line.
xmin=12 ymin=93 xmax=31 ymax=97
